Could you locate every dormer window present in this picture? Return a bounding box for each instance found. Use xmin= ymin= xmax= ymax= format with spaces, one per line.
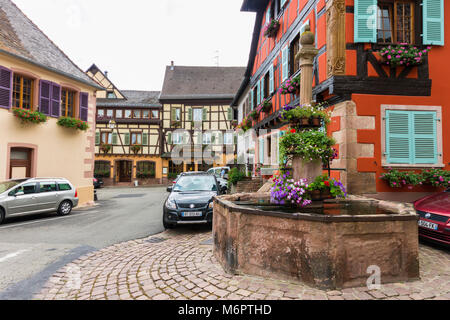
xmin=106 ymin=91 xmax=116 ymax=99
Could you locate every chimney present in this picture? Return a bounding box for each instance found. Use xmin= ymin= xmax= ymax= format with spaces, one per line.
xmin=104 ymin=70 xmax=109 ymax=77
xmin=170 ymin=61 xmax=174 ymax=70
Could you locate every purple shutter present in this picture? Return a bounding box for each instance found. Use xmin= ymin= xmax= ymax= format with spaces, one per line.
xmin=79 ymin=92 xmax=88 ymax=121
xmin=39 ymin=80 xmax=51 ymax=115
xmin=0 ymin=66 xmax=12 ymax=109
xmin=51 ymin=83 xmax=61 ymax=117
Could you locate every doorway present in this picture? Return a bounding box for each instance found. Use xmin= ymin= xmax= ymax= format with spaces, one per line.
xmin=117 ymin=160 xmax=132 ymax=182
xmin=9 ymin=148 xmax=32 ymax=179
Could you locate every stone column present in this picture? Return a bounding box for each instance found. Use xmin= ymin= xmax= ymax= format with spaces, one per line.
xmin=296 ymin=25 xmax=319 ymax=105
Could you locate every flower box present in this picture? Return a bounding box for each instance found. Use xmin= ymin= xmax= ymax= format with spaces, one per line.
xmin=57 ymin=117 xmax=89 ymax=131
xmin=279 ymin=75 xmax=300 ymax=95
xmin=263 ymin=20 xmax=280 ymax=38
xmin=378 ymin=44 xmax=431 ymax=67
xmin=13 ymin=108 xmax=47 ymax=124
xmin=131 ymin=144 xmax=142 ymax=154
xmin=100 ymin=144 xmax=112 ymax=154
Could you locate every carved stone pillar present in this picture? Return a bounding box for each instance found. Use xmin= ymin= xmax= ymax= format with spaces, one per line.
xmin=295 ymin=25 xmax=319 ymax=105
xmin=326 ymin=0 xmax=346 ymax=77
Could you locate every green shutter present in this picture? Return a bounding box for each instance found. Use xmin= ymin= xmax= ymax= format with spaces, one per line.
xmin=171 ymin=108 xmax=176 ymax=121
xmin=142 ymin=133 xmax=148 ymax=146
xmin=386 ymin=111 xmax=412 ymax=164
xmin=281 ymin=0 xmax=287 ymax=8
xmin=423 ymin=0 xmax=444 ymax=46
xmin=250 ymin=90 xmax=254 ymax=110
xmin=266 ymin=7 xmax=271 ymax=23
xmin=354 ymin=0 xmax=377 ymax=43
xmin=167 ymin=132 xmax=172 ymax=145
xmin=124 ymin=133 xmax=130 ymax=145
xmin=95 ymin=132 xmax=100 ymax=145
xmin=203 ymin=108 xmax=208 ymax=121
xmin=256 ymin=82 xmax=261 ymax=105
xmin=260 ymin=78 xmax=265 ymax=100
xmin=412 ymin=111 xmax=437 ymax=164
xmin=112 ymin=132 xmax=118 ymax=145
xmin=269 ymin=65 xmax=274 ymax=94
xmin=227 ymin=108 xmax=233 ymax=120
xmin=187 ymin=108 xmax=193 ymax=121
xmin=282 ymin=47 xmax=289 ymax=81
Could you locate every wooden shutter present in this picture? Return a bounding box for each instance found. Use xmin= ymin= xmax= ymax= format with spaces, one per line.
xmin=142 ymin=133 xmax=148 ymax=145
xmin=124 ymin=132 xmax=130 ymax=145
xmin=79 ymin=92 xmax=89 ymax=121
xmin=282 ymin=47 xmax=289 ymax=81
xmin=0 ymin=66 xmax=12 ymax=109
xmin=412 ymin=111 xmax=437 ymax=164
xmin=39 ymin=80 xmax=51 ymax=115
xmin=112 ymin=132 xmax=118 ymax=145
xmin=423 ymin=0 xmax=444 ymax=45
xmin=354 ymin=0 xmax=377 ymax=43
xmin=167 ymin=132 xmax=172 ymax=145
xmin=187 ymin=108 xmax=193 ymax=121
xmin=227 ymin=107 xmax=233 ymax=120
xmin=269 ymin=65 xmax=274 ymax=94
xmin=95 ymin=132 xmax=100 ymax=145
xmin=51 ymin=83 xmax=61 ymax=117
xmin=386 ymin=111 xmax=412 ymax=164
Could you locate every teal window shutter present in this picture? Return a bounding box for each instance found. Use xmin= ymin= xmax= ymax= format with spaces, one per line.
xmin=227 ymin=108 xmax=233 ymax=120
xmin=112 ymin=132 xmax=118 ymax=145
xmin=250 ymin=90 xmax=254 ymax=110
xmin=281 ymin=0 xmax=288 ymax=8
xmin=354 ymin=0 xmax=377 ymax=43
xmin=167 ymin=132 xmax=172 ymax=145
xmin=282 ymin=47 xmax=289 ymax=81
xmin=266 ymin=7 xmax=271 ymax=24
xmin=259 ymin=138 xmax=264 ymax=164
xmin=187 ymin=108 xmax=193 ymax=121
xmin=423 ymin=0 xmax=444 ymax=46
xmin=412 ymin=111 xmax=437 ymax=164
xmin=260 ymin=78 xmax=265 ymax=101
xmin=95 ymin=132 xmax=100 ymax=145
xmin=203 ymin=108 xmax=208 ymax=121
xmin=256 ymin=82 xmax=261 ymax=105
xmin=142 ymin=133 xmax=148 ymax=146
xmin=124 ymin=133 xmax=130 ymax=145
xmin=386 ymin=111 xmax=412 ymax=164
xmin=269 ymin=65 xmax=274 ymax=94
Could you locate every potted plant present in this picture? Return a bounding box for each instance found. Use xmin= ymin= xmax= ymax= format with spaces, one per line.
xmin=380 ymin=169 xmax=424 ymax=189
xmin=249 ymin=110 xmax=259 ymax=121
xmin=260 ymin=98 xmax=273 ymax=113
xmin=378 ymin=44 xmax=431 ymax=67
xmin=130 ymin=144 xmax=142 ymax=154
xmin=100 ymin=144 xmax=112 ymax=154
xmin=270 ymin=173 xmax=312 ymax=207
xmin=172 ymin=120 xmax=182 ymax=128
xmin=279 ymin=104 xmax=313 ymax=127
xmin=307 ymin=175 xmax=347 ymax=200
xmin=279 ymin=75 xmax=300 ymax=95
xmin=422 ymin=168 xmax=450 ymax=188
xmin=13 ymin=108 xmax=47 ymax=124
xmin=57 ymin=117 xmax=89 ymax=131
xmin=263 ymin=19 xmax=280 ymax=38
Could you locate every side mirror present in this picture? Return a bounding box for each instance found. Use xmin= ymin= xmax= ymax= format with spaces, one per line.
xmin=167 ymin=187 xmax=173 ymax=193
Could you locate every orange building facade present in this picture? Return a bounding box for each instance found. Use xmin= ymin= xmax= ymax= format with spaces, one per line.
xmin=234 ymin=0 xmax=448 ymax=200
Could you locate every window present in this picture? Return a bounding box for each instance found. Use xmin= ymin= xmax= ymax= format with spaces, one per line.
xmin=384 ymin=109 xmax=440 ymax=165
xmin=267 ymin=136 xmax=272 ymax=158
xmin=133 ymin=110 xmax=141 ymax=119
xmin=106 ymin=91 xmax=116 ymax=99
xmin=58 ymin=183 xmax=72 ymax=191
xmin=124 ymin=110 xmax=132 ymax=118
xmin=106 ymin=109 xmax=113 ymax=118
xmin=101 ymin=132 xmax=112 ymax=144
xmin=116 ymin=110 xmax=123 ymax=118
xmin=263 ymin=72 xmax=270 ymax=99
xmin=94 ymin=161 xmax=111 ymax=178
xmin=137 ymin=161 xmax=156 ymax=178
xmin=377 ymin=1 xmax=414 ymax=44
xmin=12 ymin=74 xmax=33 ymax=110
xmin=289 ymin=34 xmax=300 ymax=75
xmin=169 ymin=160 xmax=184 ymax=177
xmin=193 ymin=109 xmax=203 ymax=122
xmin=252 ymin=87 xmax=258 ymax=108
xmin=142 ymin=110 xmax=150 ymax=119
xmin=203 ymin=132 xmax=212 ymax=145
xmin=40 ymin=182 xmax=57 ymax=193
xmin=172 ymin=108 xmax=181 ymax=121
xmin=61 ymin=89 xmax=76 ymax=117
xmin=151 ymin=110 xmax=159 ymax=119
xmin=224 ymin=133 xmax=234 ymax=145
xmin=97 ymin=109 xmax=105 ymax=117
xmin=131 ymin=133 xmax=142 ymax=145
xmin=173 ymin=132 xmax=183 ymax=145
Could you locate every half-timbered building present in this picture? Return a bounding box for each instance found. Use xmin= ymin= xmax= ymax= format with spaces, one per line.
xmin=234 ymin=0 xmax=448 ymax=201
xmin=0 ymin=0 xmax=101 ymax=206
xmin=87 ymin=65 xmax=163 ymax=185
xmin=159 ymin=64 xmax=245 ymax=179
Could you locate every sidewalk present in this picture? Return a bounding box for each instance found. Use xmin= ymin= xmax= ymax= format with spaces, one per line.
xmin=35 ymin=228 xmax=450 ymax=300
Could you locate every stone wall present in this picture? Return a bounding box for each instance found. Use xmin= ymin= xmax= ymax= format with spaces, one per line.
xmin=213 ymin=195 xmax=419 ymax=290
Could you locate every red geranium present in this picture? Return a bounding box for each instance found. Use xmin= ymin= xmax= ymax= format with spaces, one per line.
xmin=290 ymin=129 xmax=296 ymax=134
xmin=324 ymin=180 xmax=330 ymax=187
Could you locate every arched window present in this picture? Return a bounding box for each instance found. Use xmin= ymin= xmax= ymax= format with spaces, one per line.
xmin=136 ymin=161 xmax=156 ymax=179
xmin=94 ymin=161 xmax=111 ymax=178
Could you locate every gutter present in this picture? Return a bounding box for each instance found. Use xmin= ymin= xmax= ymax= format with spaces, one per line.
xmin=0 ymin=49 xmax=104 ymax=91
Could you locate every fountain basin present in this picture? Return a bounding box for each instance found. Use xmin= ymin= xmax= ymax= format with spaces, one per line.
xmin=212 ymin=193 xmax=420 ymax=290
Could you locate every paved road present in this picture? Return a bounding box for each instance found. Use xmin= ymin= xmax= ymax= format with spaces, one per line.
xmin=0 ymin=186 xmax=168 ymax=300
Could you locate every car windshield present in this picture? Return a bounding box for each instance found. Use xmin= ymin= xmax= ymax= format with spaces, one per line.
xmin=173 ymin=176 xmax=217 ymax=192
xmin=0 ymin=180 xmax=24 ymax=194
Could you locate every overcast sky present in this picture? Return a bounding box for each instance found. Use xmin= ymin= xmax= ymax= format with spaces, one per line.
xmin=13 ymin=0 xmax=255 ymax=91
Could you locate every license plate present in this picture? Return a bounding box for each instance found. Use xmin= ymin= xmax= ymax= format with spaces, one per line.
xmin=181 ymin=212 xmax=203 ymax=217
xmin=418 ymin=219 xmax=438 ymax=230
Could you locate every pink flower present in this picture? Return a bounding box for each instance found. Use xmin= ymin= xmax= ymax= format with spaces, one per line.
xmin=387 ymin=55 xmax=392 ymax=59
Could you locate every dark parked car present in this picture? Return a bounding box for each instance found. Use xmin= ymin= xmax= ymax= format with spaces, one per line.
xmin=163 ymin=173 xmax=223 ymax=229
xmin=414 ymin=188 xmax=450 ymax=246
xmin=173 ymin=171 xmax=227 ymax=194
xmin=93 ymin=177 xmax=103 ymax=189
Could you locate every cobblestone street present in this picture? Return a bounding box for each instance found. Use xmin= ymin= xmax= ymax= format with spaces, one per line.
xmin=36 ymin=228 xmax=450 ymax=300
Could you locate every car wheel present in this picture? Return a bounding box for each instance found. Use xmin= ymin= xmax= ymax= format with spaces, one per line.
xmin=0 ymin=208 xmax=5 ymax=225
xmin=58 ymin=200 xmax=73 ymax=216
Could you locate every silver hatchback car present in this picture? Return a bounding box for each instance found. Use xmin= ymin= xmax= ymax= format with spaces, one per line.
xmin=0 ymin=178 xmax=79 ymax=224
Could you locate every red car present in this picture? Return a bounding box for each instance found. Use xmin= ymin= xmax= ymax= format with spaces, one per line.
xmin=414 ymin=188 xmax=450 ymax=246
